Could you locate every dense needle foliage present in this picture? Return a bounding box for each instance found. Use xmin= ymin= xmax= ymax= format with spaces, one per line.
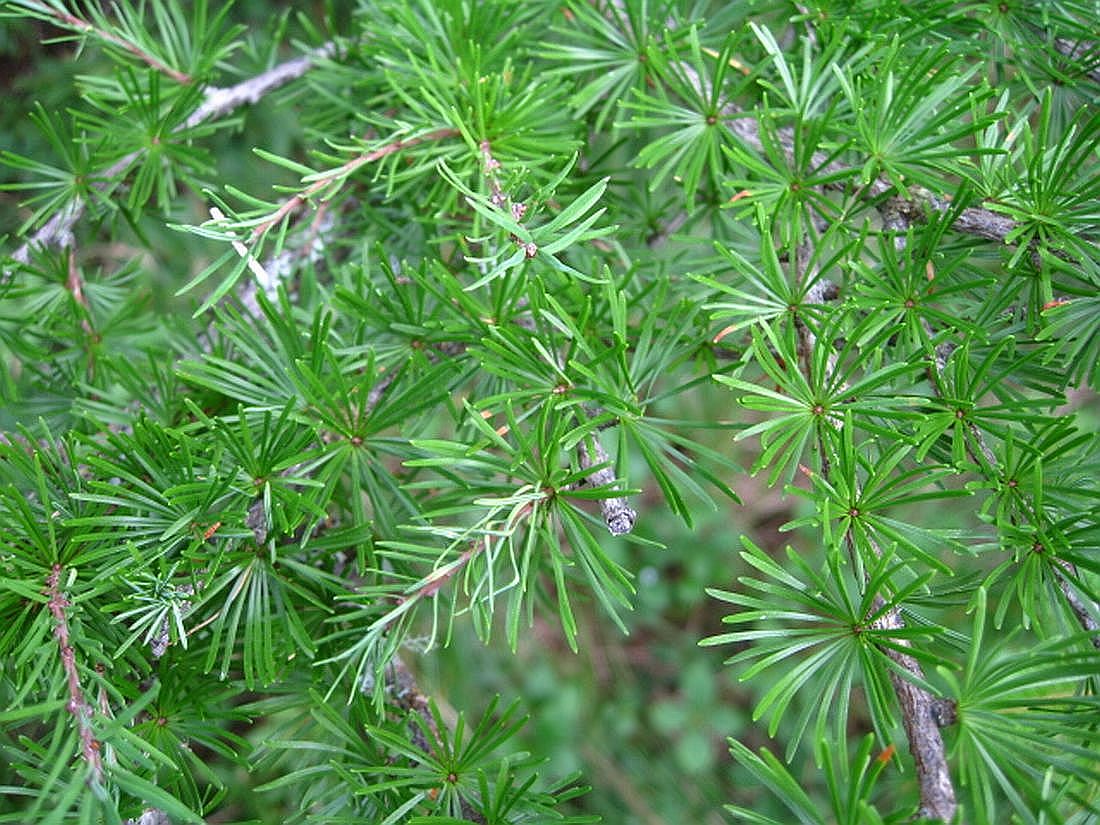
xmin=1 ymin=1 xmax=1099 ymax=823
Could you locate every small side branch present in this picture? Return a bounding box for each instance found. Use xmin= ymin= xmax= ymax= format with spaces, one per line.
xmin=386 ymin=654 xmax=441 ymax=752
xmin=383 ymin=656 xmax=485 ymax=823
xmin=65 ymin=247 xmax=95 ymax=338
xmin=23 ymin=0 xmax=193 ymax=84
xmin=717 ymin=93 xmax=1022 ymax=252
xmin=1054 ymin=560 xmax=1100 ymax=649
xmin=577 ymin=437 xmax=637 ymax=536
xmin=184 ymin=42 xmax=339 ymax=129
xmin=45 ymin=564 xmax=103 ymax=784
xmin=477 ymin=139 xmax=538 ymax=258
xmin=6 ymin=41 xmax=337 ymax=276
xmin=248 ymin=127 xmax=459 ymax=241
xmin=885 ymin=207 xmax=1100 ymax=647
xmin=793 ymin=217 xmax=956 ymax=817
xmin=870 ymin=599 xmax=957 ymax=821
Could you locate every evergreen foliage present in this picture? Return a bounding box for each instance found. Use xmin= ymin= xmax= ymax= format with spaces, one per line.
xmin=1 ymin=1 xmax=1099 ymax=823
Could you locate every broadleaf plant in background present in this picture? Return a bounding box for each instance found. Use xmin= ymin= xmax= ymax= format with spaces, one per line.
xmin=1 ymin=1 xmax=1098 ymax=823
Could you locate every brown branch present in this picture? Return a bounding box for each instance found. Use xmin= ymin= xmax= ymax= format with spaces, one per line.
xmin=883 ymin=204 xmax=1100 ymax=649
xmin=28 ymin=0 xmax=193 ymax=84
xmin=64 ymin=248 xmax=89 ymax=311
xmin=384 ymin=655 xmax=485 ymax=823
xmin=387 ymin=652 xmax=441 ymax=749
xmin=45 ymin=564 xmax=104 ymax=784
xmin=248 ymin=128 xmax=460 ymax=241
xmin=793 ymin=217 xmax=957 ymax=820
xmin=821 ymin=433 xmax=958 ymax=819
xmin=65 ymin=246 xmax=96 ymax=339
xmin=878 ymin=202 xmax=1001 ymax=471
xmin=725 ymin=108 xmax=1022 ymax=245
xmin=184 ymin=42 xmax=339 ymax=130
xmin=828 ymin=467 xmax=957 ymax=818
xmin=413 ymin=540 xmax=485 ymax=600
xmin=870 ymin=597 xmax=957 ymax=821
xmin=872 ymin=195 xmax=1100 ymax=810
xmin=858 ymin=208 xmax=955 ymax=821
xmin=1054 ymin=561 xmax=1100 ymax=649
xmin=238 ymin=203 xmax=337 ymax=317
xmin=471 ymin=140 xmax=636 ymax=533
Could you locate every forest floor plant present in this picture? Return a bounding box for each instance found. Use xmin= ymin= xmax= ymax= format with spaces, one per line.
xmin=1 ymin=1 xmax=1099 ymax=823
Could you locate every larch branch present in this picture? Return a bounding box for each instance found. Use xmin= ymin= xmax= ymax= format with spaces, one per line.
xmin=577 ymin=436 xmax=637 ymax=536
xmin=45 ymin=564 xmax=103 ymax=785
xmin=246 ymin=127 xmax=459 ymax=242
xmin=871 ymin=601 xmax=958 ymax=821
xmin=882 ymin=204 xmax=1100 ymax=649
xmin=5 ymin=41 xmax=338 ymax=278
xmin=792 ymin=207 xmax=958 ymax=821
xmin=21 ymin=0 xmax=193 ymax=84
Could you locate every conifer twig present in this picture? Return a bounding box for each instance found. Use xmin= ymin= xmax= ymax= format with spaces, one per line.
xmin=184 ymin=42 xmax=340 ymax=129
xmin=246 ymin=127 xmax=460 ymax=242
xmin=385 ymin=654 xmax=440 ymax=752
xmin=238 ymin=204 xmax=337 ymax=317
xmin=577 ymin=435 xmax=637 ymax=536
xmin=868 ymin=596 xmax=957 ymax=820
xmin=1056 ymin=568 xmax=1100 ymax=648
xmin=45 ymin=564 xmax=104 ymax=784
xmin=474 ymin=137 xmax=637 ymax=534
xmin=477 ymin=138 xmax=538 ymax=259
xmin=796 ymin=274 xmax=959 ymax=822
xmin=383 ymin=655 xmax=485 ymax=823
xmin=15 ymin=0 xmax=193 ymax=84
xmin=5 ymin=41 xmax=337 ymax=277
xmin=617 ymin=9 xmax=964 ymax=809
xmin=210 ymin=205 xmax=274 ymax=288
xmin=65 ymin=244 xmax=95 ymax=338
xmin=852 ymin=209 xmax=958 ymax=821
xmin=723 ymin=108 xmax=1021 ymax=245
xmin=883 ymin=207 xmax=1100 ymax=649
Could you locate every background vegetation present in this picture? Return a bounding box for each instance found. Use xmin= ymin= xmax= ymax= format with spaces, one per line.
xmin=1 ymin=2 xmax=1098 ymax=824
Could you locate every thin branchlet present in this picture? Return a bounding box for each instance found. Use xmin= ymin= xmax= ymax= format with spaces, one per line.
xmin=760 ymin=128 xmax=961 ymax=820
xmin=886 ymin=206 xmax=1100 ymax=648
xmin=5 ymin=41 xmax=338 ymax=278
xmin=577 ymin=436 xmax=637 ymax=536
xmin=45 ymin=564 xmax=104 ymax=785
xmin=21 ymin=0 xmax=194 ymax=84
